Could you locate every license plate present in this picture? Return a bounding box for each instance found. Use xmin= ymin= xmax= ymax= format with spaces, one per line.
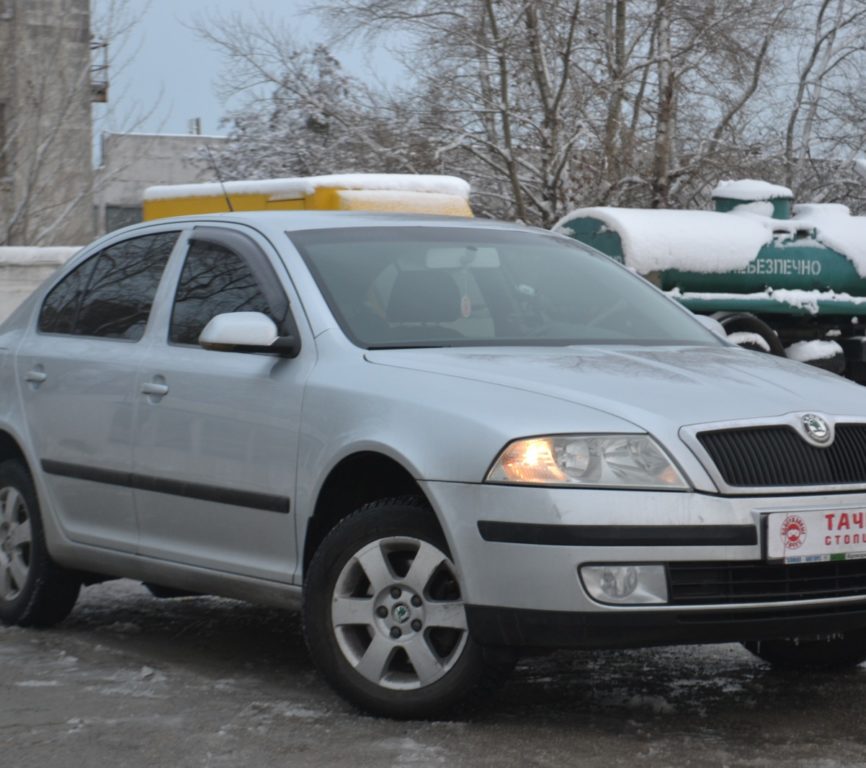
xmin=767 ymin=509 xmax=866 ymax=563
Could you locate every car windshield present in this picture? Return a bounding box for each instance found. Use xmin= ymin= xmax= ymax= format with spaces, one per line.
xmin=289 ymin=226 xmax=723 ymax=349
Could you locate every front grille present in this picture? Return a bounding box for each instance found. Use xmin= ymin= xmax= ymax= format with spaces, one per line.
xmin=697 ymin=424 xmax=866 ymax=487
xmin=668 ymin=560 xmax=866 ymax=605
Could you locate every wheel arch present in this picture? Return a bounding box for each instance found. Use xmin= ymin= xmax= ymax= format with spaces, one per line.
xmin=302 ymin=450 xmax=438 ymax=574
xmin=0 ymin=428 xmax=31 ymax=474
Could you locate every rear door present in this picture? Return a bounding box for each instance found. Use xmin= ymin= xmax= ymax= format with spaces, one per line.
xmin=131 ymin=225 xmax=313 ymax=582
xmin=16 ymin=230 xmax=179 ymax=551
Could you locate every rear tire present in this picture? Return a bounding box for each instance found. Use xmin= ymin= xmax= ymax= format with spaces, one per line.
xmin=0 ymin=460 xmax=80 ymax=628
xmin=303 ymin=496 xmax=513 ymax=719
xmin=713 ymin=312 xmax=786 ymax=356
xmin=742 ymin=630 xmax=866 ymax=670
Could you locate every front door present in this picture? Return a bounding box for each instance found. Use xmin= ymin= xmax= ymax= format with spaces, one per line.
xmin=132 ymin=226 xmax=311 ymax=582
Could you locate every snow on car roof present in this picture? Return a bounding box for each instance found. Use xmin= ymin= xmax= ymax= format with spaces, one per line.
xmin=144 ymin=174 xmax=471 ymax=201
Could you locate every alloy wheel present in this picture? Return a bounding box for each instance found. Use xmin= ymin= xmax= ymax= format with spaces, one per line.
xmin=0 ymin=486 xmax=32 ymax=601
xmin=331 ymin=536 xmax=468 ymax=691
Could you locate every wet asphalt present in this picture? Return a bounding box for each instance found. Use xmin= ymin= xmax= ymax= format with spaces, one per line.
xmin=2 ymin=579 xmax=866 ymax=768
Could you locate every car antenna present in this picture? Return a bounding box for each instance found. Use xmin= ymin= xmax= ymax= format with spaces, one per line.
xmin=204 ymin=144 xmax=234 ymax=212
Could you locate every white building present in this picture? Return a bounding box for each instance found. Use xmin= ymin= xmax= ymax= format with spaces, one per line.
xmin=93 ymin=131 xmax=228 ymax=235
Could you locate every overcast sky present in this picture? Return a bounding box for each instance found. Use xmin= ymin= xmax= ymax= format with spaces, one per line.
xmin=97 ymin=0 xmax=391 ymax=138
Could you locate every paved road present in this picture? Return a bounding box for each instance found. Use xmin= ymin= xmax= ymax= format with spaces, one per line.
xmin=2 ymin=580 xmax=865 ymax=768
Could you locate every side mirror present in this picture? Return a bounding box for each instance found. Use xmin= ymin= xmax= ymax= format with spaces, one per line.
xmin=198 ymin=312 xmax=300 ymax=357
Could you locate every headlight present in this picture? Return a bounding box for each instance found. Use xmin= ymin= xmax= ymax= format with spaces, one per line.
xmin=485 ymin=434 xmax=688 ymax=489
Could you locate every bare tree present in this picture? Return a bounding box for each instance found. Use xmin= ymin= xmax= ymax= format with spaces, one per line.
xmin=0 ymin=0 xmax=153 ymax=246
xmin=194 ymin=13 xmax=438 ymax=180
xmin=197 ymin=0 xmax=866 ymax=224
xmin=779 ymin=0 xmax=866 ymax=206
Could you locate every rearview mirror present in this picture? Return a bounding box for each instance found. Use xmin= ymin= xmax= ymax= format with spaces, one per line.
xmin=425 ymin=247 xmax=500 ymax=269
xmin=198 ymin=312 xmax=300 ymax=357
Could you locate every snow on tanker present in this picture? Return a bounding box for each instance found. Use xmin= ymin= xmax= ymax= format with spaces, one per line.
xmin=555 ymin=179 xmax=866 ymax=381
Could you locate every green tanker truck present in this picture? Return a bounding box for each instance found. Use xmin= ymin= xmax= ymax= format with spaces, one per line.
xmin=555 ymin=179 xmax=866 ymax=380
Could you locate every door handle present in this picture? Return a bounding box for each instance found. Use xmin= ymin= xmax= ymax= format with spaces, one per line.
xmin=25 ymin=369 xmax=48 ymax=384
xmin=141 ymin=380 xmax=169 ymax=398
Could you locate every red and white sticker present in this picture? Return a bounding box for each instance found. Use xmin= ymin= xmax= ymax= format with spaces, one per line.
xmin=767 ymin=509 xmax=866 ymax=562
xmin=781 ymin=514 xmax=807 ymax=550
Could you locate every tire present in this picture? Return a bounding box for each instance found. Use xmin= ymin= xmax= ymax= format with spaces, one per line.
xmin=0 ymin=460 xmax=80 ymax=628
xmin=713 ymin=312 xmax=786 ymax=356
xmin=303 ymin=496 xmax=513 ymax=719
xmin=742 ymin=630 xmax=866 ymax=670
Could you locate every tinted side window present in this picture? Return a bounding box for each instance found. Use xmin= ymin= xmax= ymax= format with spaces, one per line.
xmin=169 ymin=240 xmax=276 ymax=346
xmin=38 ymin=256 xmax=98 ymax=334
xmin=39 ymin=231 xmax=178 ymax=339
xmin=76 ymin=233 xmax=178 ymax=339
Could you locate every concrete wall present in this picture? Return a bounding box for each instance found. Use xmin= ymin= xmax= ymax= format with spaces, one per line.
xmin=0 ymin=0 xmax=95 ymax=246
xmin=0 ymin=131 xmax=229 ymax=320
xmin=0 ymin=247 xmax=78 ymax=321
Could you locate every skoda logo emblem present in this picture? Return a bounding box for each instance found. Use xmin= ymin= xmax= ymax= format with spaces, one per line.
xmin=801 ymin=413 xmax=831 ymax=444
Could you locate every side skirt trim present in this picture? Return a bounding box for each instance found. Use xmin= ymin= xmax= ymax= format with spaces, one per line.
xmin=41 ymin=459 xmax=290 ymax=514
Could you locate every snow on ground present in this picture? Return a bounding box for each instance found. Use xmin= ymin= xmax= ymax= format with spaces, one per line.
xmin=3 ymin=580 xmax=866 ymax=768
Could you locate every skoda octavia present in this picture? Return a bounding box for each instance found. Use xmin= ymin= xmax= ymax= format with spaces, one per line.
xmin=2 ymin=211 xmax=866 ymax=718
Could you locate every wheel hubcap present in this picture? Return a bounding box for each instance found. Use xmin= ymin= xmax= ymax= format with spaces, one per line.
xmin=331 ymin=536 xmax=468 ymax=691
xmin=0 ymin=486 xmax=32 ymax=602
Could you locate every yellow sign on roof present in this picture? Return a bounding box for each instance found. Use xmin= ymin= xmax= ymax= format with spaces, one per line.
xmin=143 ymin=174 xmax=473 ymax=219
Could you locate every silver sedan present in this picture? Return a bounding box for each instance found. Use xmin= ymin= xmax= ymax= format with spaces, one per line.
xmin=2 ymin=211 xmax=866 ymax=718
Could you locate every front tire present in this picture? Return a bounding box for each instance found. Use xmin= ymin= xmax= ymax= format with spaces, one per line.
xmin=742 ymin=631 xmax=866 ymax=670
xmin=303 ymin=497 xmax=512 ymax=718
xmin=0 ymin=460 xmax=80 ymax=627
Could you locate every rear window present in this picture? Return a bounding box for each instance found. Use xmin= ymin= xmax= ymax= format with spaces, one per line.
xmin=39 ymin=232 xmax=178 ymax=340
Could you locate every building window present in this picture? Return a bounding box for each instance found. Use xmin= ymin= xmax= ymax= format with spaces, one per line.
xmin=1 ymin=1 xmax=13 ymax=20
xmin=105 ymin=204 xmax=143 ymax=233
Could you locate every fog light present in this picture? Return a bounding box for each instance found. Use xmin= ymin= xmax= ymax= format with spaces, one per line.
xmin=580 ymin=565 xmax=668 ymax=605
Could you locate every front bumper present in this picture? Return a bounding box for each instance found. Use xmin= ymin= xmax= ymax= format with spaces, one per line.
xmin=466 ymin=602 xmax=866 ymax=649
xmin=422 ymin=481 xmax=866 ymax=645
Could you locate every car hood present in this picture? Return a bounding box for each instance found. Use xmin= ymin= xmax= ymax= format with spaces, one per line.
xmin=365 ymin=344 xmax=866 ymax=431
